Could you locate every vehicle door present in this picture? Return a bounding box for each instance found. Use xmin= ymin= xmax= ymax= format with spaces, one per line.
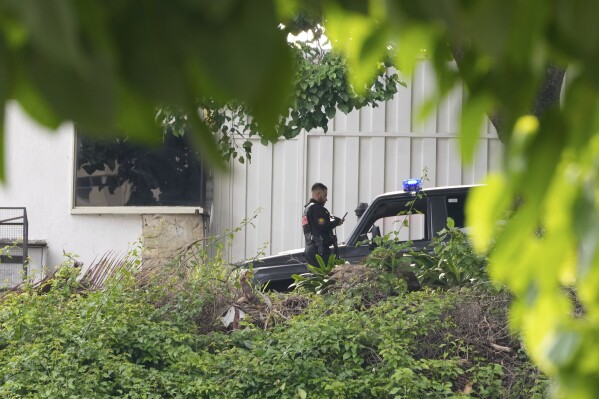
xmin=340 ymin=194 xmax=431 ymax=264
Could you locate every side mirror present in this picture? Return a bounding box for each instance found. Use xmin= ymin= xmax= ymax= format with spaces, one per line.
xmin=355 ymin=202 xmax=368 ymax=219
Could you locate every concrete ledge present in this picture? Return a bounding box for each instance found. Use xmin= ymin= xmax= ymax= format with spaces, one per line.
xmin=71 ymin=206 xmax=205 ymax=215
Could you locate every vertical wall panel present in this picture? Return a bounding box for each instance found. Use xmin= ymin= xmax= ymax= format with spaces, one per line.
xmin=372 ymin=102 xmax=386 ymax=132
xmin=230 ymin=160 xmax=248 ymax=260
xmin=210 ymin=167 xmax=233 ymax=259
xmin=327 ymin=115 xmax=335 ymax=132
xmin=422 ymin=138 xmax=437 ymax=186
xmin=437 ymin=94 xmax=452 ymax=134
xmin=488 ymin=139 xmax=503 ymax=172
xmin=436 ymin=138 xmax=462 ymax=186
xmin=306 ymin=135 xmax=319 ymax=192
xmin=306 ymin=134 xmax=334 ymax=190
xmin=271 ymin=140 xmax=303 ymax=254
xmin=437 ymin=84 xmax=463 ymax=133
xmin=359 ymin=106 xmax=373 ymax=132
xmin=333 ymin=110 xmax=348 ymax=132
xmin=412 ymin=62 xmax=437 ymax=134
xmin=333 ymin=137 xmax=360 ymax=241
xmin=358 ymin=137 xmax=386 ymax=202
xmin=384 ymin=137 xmax=412 ymax=193
xmin=346 ymin=108 xmax=361 ymax=132
xmin=461 ymin=138 xmax=492 ymax=185
xmin=385 ymin=93 xmax=399 ymax=133
xmin=245 ymin=144 xmax=273 ymax=258
xmin=393 ymin=68 xmax=412 ymax=133
xmin=358 ymin=137 xmax=374 ymax=201
xmin=370 ymin=137 xmax=386 ymax=197
xmin=411 ymin=138 xmax=437 ymax=186
xmin=384 ymin=67 xmax=399 ymax=132
xmin=472 ymin=139 xmax=490 ymax=183
xmin=487 ymin=118 xmax=497 ymax=136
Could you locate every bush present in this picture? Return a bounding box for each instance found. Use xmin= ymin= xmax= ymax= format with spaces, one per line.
xmin=290 ymin=254 xmax=343 ymax=294
xmin=356 ymin=217 xmax=487 ymax=294
xmin=410 ymin=218 xmax=488 ymax=289
xmin=0 ymin=263 xmax=205 ymax=398
xmin=191 ymin=289 xmax=549 ymax=398
xmin=0 ymin=230 xmax=549 ymax=398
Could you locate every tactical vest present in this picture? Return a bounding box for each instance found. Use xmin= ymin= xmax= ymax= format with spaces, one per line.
xmin=302 ymin=202 xmax=334 ymax=250
xmin=302 ymin=202 xmax=316 ymax=244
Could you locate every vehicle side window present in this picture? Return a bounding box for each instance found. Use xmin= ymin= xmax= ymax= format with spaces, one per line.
xmin=371 ymin=197 xmax=428 ymax=241
xmin=377 ymin=213 xmax=426 ymax=241
xmin=446 ymin=194 xmax=467 ymax=228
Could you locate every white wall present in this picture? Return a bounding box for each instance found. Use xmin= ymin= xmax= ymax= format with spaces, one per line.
xmin=211 ymin=62 xmax=504 ymax=263
xmin=0 ymin=103 xmax=143 ymax=276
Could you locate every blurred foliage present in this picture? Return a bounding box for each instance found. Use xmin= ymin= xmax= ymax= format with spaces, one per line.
xmin=0 ymin=0 xmax=598 ymax=395
xmin=314 ymin=2 xmax=599 ymax=397
xmin=0 ymin=0 xmax=297 ymax=169
xmin=159 ymin=43 xmax=401 ymax=163
xmin=0 ymin=0 xmax=401 ymax=172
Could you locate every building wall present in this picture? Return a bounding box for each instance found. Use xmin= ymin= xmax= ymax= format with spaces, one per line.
xmin=142 ymin=214 xmax=205 ymax=269
xmin=211 ymin=62 xmax=504 ymax=262
xmin=0 ymin=103 xmax=143 ymax=276
xmin=0 ymin=103 xmax=207 ymax=280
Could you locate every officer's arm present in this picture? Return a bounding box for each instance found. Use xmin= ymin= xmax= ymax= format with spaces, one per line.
xmin=313 ymin=208 xmax=338 ymax=232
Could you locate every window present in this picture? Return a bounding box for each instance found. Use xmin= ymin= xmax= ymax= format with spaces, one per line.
xmin=446 ymin=194 xmax=467 ymax=228
xmin=74 ymin=129 xmax=210 ymax=210
xmin=377 ymin=213 xmax=426 ymax=241
xmin=375 ymin=196 xmax=427 ymax=240
xmin=358 ymin=196 xmax=428 ymax=242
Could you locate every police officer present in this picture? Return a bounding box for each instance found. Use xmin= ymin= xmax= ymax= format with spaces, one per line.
xmin=302 ymin=183 xmax=344 ymax=266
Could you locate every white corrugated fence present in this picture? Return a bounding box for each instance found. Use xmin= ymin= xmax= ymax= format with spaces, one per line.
xmin=210 ymin=62 xmax=503 ymax=262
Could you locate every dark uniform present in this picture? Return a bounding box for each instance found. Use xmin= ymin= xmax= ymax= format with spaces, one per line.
xmin=302 ymin=199 xmax=342 ymax=266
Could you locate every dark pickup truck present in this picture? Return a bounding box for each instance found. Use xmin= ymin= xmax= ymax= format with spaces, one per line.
xmin=245 ymin=185 xmax=476 ymax=288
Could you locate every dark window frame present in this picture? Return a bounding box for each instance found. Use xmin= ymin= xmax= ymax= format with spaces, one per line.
xmin=72 ymin=129 xmax=209 ymax=211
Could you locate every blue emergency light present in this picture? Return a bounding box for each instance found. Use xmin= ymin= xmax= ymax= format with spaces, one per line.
xmin=402 ymin=179 xmax=422 ymax=193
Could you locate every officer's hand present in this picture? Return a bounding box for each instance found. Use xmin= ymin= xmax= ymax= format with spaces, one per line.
xmin=335 ymin=216 xmax=344 ymax=226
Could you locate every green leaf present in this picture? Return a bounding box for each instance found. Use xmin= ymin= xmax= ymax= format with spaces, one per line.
xmin=545 ymin=329 xmax=581 ymax=368
xmin=446 ymin=217 xmax=455 ymax=229
xmin=188 ymin=0 xmax=294 ymax=139
xmin=393 ymin=24 xmax=436 ymax=77
xmin=507 ymin=115 xmax=540 ymax=175
xmin=7 ymin=0 xmax=82 ymax=66
xmin=325 ymin=4 xmax=389 ymax=93
xmin=297 ymin=388 xmax=307 ymax=399
xmin=13 ymin=68 xmax=61 ymax=129
xmin=460 ymin=95 xmax=493 ymax=164
xmin=466 ymin=175 xmax=512 ymax=254
xmin=22 ymin=49 xmax=117 ymax=130
xmin=112 ymin=85 xmax=161 ymax=145
xmin=0 ymin=38 xmax=8 ymax=181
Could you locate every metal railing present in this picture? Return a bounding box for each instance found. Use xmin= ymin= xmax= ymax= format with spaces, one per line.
xmin=0 ymin=208 xmax=28 ymax=287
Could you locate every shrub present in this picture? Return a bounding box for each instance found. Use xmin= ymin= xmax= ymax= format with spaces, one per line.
xmin=411 ymin=218 xmax=489 ymax=289
xmin=0 ymin=263 xmax=206 ymax=398
xmin=193 ymin=289 xmax=549 ymax=398
xmin=0 ymin=224 xmax=549 ymax=398
xmin=290 ymin=254 xmax=343 ymax=294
